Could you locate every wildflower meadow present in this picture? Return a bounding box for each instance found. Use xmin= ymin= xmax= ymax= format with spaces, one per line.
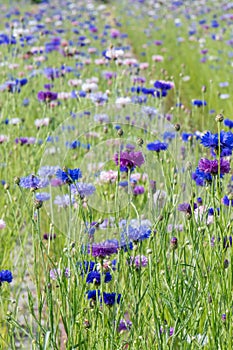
xmin=0 ymin=0 xmax=233 ymax=349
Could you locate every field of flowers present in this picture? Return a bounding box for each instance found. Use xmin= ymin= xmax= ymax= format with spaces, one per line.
xmin=0 ymin=0 xmax=233 ymax=349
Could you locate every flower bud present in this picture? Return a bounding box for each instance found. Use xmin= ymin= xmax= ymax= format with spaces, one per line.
xmin=170 ymin=237 xmax=178 ymax=249
xmin=215 ymin=113 xmax=224 ymax=122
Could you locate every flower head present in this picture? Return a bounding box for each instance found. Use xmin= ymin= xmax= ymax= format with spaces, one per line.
xmin=198 ymin=158 xmax=230 ymax=175
xmin=102 ymin=292 xmax=121 ymax=306
xmin=86 ymin=271 xmax=112 ymax=285
xmin=114 ymin=151 xmax=145 ymax=170
xmin=130 ymin=255 xmax=148 ymax=268
xmin=19 ymin=175 xmax=49 ymax=189
xmin=147 ymin=140 xmax=168 ymax=152
xmin=90 ymin=240 xmax=119 ymax=258
xmin=0 ymin=270 xmax=13 ymax=284
xmin=118 ymin=319 xmax=132 ymax=332
xmin=0 ymin=219 xmax=6 ymax=229
xmin=56 ymin=168 xmax=82 ymax=184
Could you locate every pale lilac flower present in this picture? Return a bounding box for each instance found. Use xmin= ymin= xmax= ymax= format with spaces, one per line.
xmin=0 ymin=219 xmax=6 ymax=229
xmin=130 ymin=255 xmax=148 ymax=268
xmin=0 ymin=135 xmax=9 ymax=143
xmin=99 ymin=170 xmax=118 ymax=183
xmin=34 ymin=118 xmax=50 ymax=128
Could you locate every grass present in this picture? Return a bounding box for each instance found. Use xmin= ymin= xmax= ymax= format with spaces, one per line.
xmin=0 ymin=0 xmax=233 ymax=349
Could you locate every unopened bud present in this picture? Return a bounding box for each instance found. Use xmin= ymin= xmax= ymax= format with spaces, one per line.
xmin=215 ymin=113 xmax=224 ymax=122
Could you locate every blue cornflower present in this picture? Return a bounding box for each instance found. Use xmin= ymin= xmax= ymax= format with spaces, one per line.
xmin=154 ymin=80 xmax=172 ymax=90
xmin=93 ymin=114 xmax=109 ymax=123
xmin=192 ymin=167 xmax=212 ymax=186
xmin=78 ymin=261 xmax=96 ymax=276
xmin=192 ymin=99 xmax=207 ymax=107
xmin=56 ymin=168 xmax=82 ymax=184
xmin=102 ymin=292 xmax=121 ymax=306
xmin=38 ymin=166 xmax=60 ymax=178
xmin=200 ymin=131 xmax=218 ymax=148
xmin=222 ymin=195 xmax=233 ymax=206
xmin=66 ymin=140 xmax=81 ymax=149
xmin=224 ymin=119 xmax=233 ymax=129
xmin=119 ymin=181 xmax=128 ymax=187
xmin=163 ymin=131 xmax=176 ymax=141
xmin=200 ymin=130 xmax=233 ymax=156
xmin=90 ymin=92 xmax=108 ymax=105
xmin=19 ymin=175 xmax=49 ymax=189
xmin=70 ymin=183 xmax=95 ymax=197
xmin=120 ymin=225 xmax=151 ymax=246
xmin=35 ymin=192 xmax=50 ymax=201
xmin=131 ymin=86 xmax=141 ymax=94
xmin=54 ymin=195 xmax=75 ymax=208
xmin=87 ymin=289 xmax=100 ymax=301
xmin=141 ymin=106 xmax=157 ymax=117
xmin=181 ymin=132 xmax=193 ymax=142
xmin=147 ymin=140 xmax=168 ymax=152
xmin=131 ymin=95 xmax=147 ymax=104
xmin=0 ymin=270 xmax=13 ymax=284
xmin=86 ymin=271 xmax=112 ymax=284
xmin=141 ymin=87 xmax=156 ymax=95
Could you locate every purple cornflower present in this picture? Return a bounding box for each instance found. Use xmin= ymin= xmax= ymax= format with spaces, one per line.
xmin=117 ymin=319 xmax=132 ymax=332
xmin=43 ymin=233 xmax=56 ymax=240
xmin=222 ymin=314 xmax=226 ymax=322
xmin=178 ymin=202 xmax=197 ymax=214
xmin=130 ymin=255 xmax=148 ymax=268
xmin=90 ymin=240 xmax=119 ymax=258
xmin=114 ymin=151 xmax=145 ymax=170
xmin=198 ymin=158 xmax=230 ymax=175
xmin=19 ymin=175 xmax=49 ymax=189
xmin=50 ymin=268 xmax=70 ymax=280
xmin=0 ymin=270 xmax=13 ymax=284
xmin=169 ymin=328 xmax=174 ymax=336
xmin=15 ymin=137 xmax=36 ymax=145
xmin=56 ymin=168 xmax=82 ymax=184
xmin=147 ymin=140 xmax=168 ymax=152
xmin=170 ymin=237 xmax=178 ymax=249
xmin=133 ymin=186 xmax=145 ymax=195
xmin=38 ymin=91 xmax=58 ymax=102
xmin=224 ymin=259 xmax=229 ymax=269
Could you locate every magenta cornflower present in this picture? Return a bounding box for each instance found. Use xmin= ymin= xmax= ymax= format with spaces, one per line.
xmin=113 ymin=151 xmax=145 ymax=170
xmin=89 ymin=239 xmax=119 ymax=258
xmin=198 ymin=158 xmax=230 ymax=175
